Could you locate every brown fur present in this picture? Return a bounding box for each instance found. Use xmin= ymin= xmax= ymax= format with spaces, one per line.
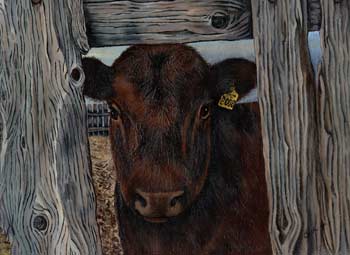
xmin=82 ymin=44 xmax=271 ymax=255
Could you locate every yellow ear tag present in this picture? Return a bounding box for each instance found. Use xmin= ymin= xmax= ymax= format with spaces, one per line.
xmin=218 ymin=86 xmax=239 ymax=110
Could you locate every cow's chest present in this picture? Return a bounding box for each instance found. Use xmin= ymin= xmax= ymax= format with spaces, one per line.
xmin=117 ymin=203 xmax=271 ymax=255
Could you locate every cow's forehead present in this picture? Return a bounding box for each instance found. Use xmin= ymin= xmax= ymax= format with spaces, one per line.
xmin=112 ymin=44 xmax=210 ymax=97
xmin=111 ymin=75 xmax=181 ymax=130
xmin=110 ymin=45 xmax=210 ymax=129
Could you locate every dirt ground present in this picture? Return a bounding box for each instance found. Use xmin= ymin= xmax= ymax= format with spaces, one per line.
xmin=0 ymin=136 xmax=122 ymax=255
xmin=89 ymin=136 xmax=123 ymax=255
xmin=0 ymin=234 xmax=10 ymax=255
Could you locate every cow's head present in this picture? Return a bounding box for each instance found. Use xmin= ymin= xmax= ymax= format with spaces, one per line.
xmin=83 ymin=44 xmax=256 ymax=223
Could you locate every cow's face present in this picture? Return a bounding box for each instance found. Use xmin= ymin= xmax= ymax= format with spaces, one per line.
xmin=83 ymin=44 xmax=256 ymax=223
xmin=108 ymin=75 xmax=212 ymax=223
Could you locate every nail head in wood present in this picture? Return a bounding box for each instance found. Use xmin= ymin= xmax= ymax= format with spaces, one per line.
xmin=211 ymin=12 xmax=230 ymax=30
xmin=33 ymin=215 xmax=48 ymax=231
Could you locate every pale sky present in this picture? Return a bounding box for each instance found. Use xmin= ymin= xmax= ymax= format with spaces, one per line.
xmin=86 ymin=32 xmax=321 ymax=70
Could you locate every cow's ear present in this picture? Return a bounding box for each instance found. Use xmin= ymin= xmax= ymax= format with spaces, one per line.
xmin=82 ymin=57 xmax=115 ymax=100
xmin=210 ymin=58 xmax=256 ymax=105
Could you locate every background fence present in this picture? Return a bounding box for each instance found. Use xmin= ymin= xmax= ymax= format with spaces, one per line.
xmin=86 ymin=100 xmax=110 ymax=136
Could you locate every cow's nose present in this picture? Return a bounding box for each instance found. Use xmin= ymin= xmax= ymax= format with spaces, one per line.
xmin=134 ymin=189 xmax=185 ymax=221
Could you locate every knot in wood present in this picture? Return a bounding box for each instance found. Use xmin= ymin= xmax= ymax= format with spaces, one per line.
xmin=33 ymin=215 xmax=48 ymax=232
xmin=31 ymin=0 xmax=42 ymax=5
xmin=211 ymin=12 xmax=230 ymax=29
xmin=268 ymin=0 xmax=277 ymax=4
xmin=334 ymin=0 xmax=342 ymax=3
xmin=70 ymin=65 xmax=85 ymax=88
xmin=71 ymin=67 xmax=82 ymax=82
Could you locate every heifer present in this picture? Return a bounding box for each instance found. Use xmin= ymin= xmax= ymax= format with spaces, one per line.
xmin=83 ymin=44 xmax=271 ymax=255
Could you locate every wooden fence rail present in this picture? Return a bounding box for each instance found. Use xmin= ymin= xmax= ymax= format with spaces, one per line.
xmin=252 ymin=1 xmax=350 ymax=254
xmin=252 ymin=1 xmax=318 ymax=254
xmin=83 ymin=0 xmax=322 ymax=47
xmin=0 ymin=1 xmax=102 ymax=254
xmin=317 ymin=1 xmax=350 ymax=254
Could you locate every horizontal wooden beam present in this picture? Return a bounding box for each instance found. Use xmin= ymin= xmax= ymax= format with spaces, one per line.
xmin=83 ymin=0 xmax=321 ymax=47
xmin=83 ymin=0 xmax=252 ymax=47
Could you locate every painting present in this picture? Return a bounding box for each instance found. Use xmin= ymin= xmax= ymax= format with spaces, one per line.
xmin=1 ymin=1 xmax=349 ymax=255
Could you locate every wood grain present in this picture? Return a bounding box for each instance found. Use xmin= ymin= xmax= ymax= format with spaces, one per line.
xmin=317 ymin=1 xmax=350 ymax=254
xmin=0 ymin=117 xmax=2 ymax=156
xmin=252 ymin=1 xmax=319 ymax=254
xmin=0 ymin=1 xmax=102 ymax=254
xmin=83 ymin=0 xmax=252 ymax=47
xmin=83 ymin=0 xmax=321 ymax=47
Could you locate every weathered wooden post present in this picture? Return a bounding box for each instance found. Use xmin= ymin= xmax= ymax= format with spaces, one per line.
xmin=317 ymin=0 xmax=350 ymax=254
xmin=0 ymin=1 xmax=102 ymax=254
xmin=252 ymin=1 xmax=319 ymax=254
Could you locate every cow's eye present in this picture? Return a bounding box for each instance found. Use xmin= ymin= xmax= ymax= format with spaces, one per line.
xmin=110 ymin=107 xmax=121 ymax=120
xmin=199 ymin=104 xmax=211 ymax=120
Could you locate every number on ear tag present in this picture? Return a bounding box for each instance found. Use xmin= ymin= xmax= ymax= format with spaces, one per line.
xmin=218 ymin=86 xmax=239 ymax=110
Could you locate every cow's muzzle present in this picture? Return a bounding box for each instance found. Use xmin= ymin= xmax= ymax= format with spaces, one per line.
xmin=134 ymin=189 xmax=185 ymax=223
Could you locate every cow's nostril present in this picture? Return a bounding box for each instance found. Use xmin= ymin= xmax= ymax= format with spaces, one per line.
xmin=170 ymin=195 xmax=182 ymax=207
xmin=169 ymin=191 xmax=185 ymax=208
xmin=134 ymin=189 xmax=185 ymax=219
xmin=135 ymin=193 xmax=147 ymax=208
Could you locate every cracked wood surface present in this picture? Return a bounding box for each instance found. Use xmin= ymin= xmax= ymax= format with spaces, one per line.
xmin=0 ymin=1 xmax=102 ymax=254
xmin=83 ymin=0 xmax=321 ymax=47
xmin=252 ymin=1 xmax=319 ymax=254
xmin=317 ymin=1 xmax=350 ymax=254
xmin=83 ymin=0 xmax=252 ymax=47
